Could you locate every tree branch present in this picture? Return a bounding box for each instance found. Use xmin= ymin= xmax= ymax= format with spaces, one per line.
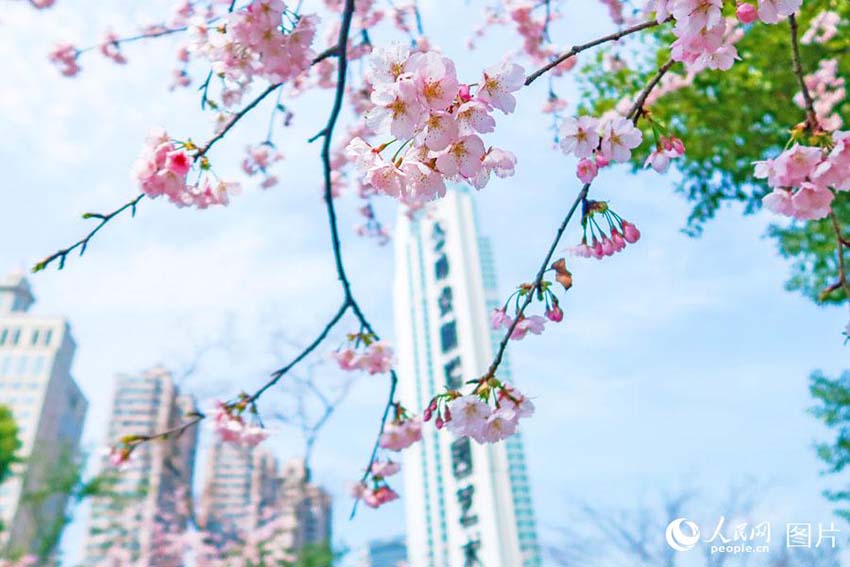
xmin=33 ymin=194 xmax=145 ymax=272
xmin=524 ymin=18 xmax=669 ymax=86
xmin=789 ymin=13 xmax=819 ymax=132
xmin=485 ymin=58 xmax=675 ymax=381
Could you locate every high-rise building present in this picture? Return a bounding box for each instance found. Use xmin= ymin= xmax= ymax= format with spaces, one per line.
xmin=394 ymin=189 xmax=542 ymax=567
xmin=199 ymin=440 xmax=279 ymax=542
xmin=0 ymin=271 xmax=88 ymax=558
xmin=274 ymin=459 xmax=332 ymax=553
xmin=357 ymin=536 xmax=408 ymax=567
xmin=200 ymin=450 xmax=332 ymax=560
xmin=84 ymin=366 xmax=198 ymax=566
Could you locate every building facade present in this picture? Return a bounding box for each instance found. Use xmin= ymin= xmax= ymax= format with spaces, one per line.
xmin=0 ymin=272 xmax=88 ymax=558
xmin=199 ymin=440 xmax=279 ymax=543
xmin=394 ymin=189 xmax=541 ymax=567
xmin=84 ymin=366 xmax=198 ymax=566
xmin=200 ymin=451 xmax=332 ymax=561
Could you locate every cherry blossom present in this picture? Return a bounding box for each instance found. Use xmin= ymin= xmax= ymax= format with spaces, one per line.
xmin=347 ymin=44 xmax=522 ymax=207
xmin=48 ymin=43 xmax=81 ymax=77
xmin=332 ymin=334 xmax=395 ymax=375
xmin=212 ymin=402 xmax=269 ymax=447
xmin=379 ymin=411 xmax=422 ymax=451
xmin=426 ymin=378 xmax=535 ymax=445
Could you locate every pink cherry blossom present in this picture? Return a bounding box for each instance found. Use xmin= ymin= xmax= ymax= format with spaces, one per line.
xmin=476 ymin=61 xmax=525 ymax=114
xmin=736 ymin=3 xmax=759 ymax=24
xmin=560 ymin=116 xmax=600 ymax=159
xmin=436 ymin=135 xmax=486 ymax=178
xmin=370 ymin=460 xmax=401 ymax=477
xmin=446 ymin=395 xmax=491 ymax=439
xmin=379 ymin=416 xmax=422 ymax=450
xmin=756 ymin=0 xmax=802 ymax=24
xmin=48 ymin=43 xmax=80 ymax=77
xmin=576 ymin=157 xmax=599 ymax=184
xmin=474 ymin=407 xmax=518 ymax=443
xmin=600 ymin=117 xmax=643 ymax=163
xmin=411 ymin=51 xmax=459 ymax=111
xmin=510 ymin=315 xmax=546 ymax=340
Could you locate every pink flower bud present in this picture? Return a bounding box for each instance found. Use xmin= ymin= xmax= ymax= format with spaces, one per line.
xmin=458 ymin=84 xmax=472 ymax=102
xmin=622 ymin=221 xmax=641 ymax=244
xmin=545 ymin=304 xmax=564 ymax=323
xmin=435 ymin=416 xmax=444 ymax=429
xmin=601 ymin=236 xmax=615 ymax=256
xmin=611 ymin=230 xmax=626 ymax=251
xmin=736 ymin=3 xmax=758 ymax=24
xmin=423 ymin=407 xmax=433 ymax=422
xmin=591 ymin=237 xmax=604 ymax=259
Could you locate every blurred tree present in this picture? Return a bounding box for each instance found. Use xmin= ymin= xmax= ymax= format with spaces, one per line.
xmin=810 ymin=370 xmax=850 ymax=522
xmin=579 ymin=0 xmax=850 ymax=305
xmin=0 ymin=405 xmax=20 ymax=486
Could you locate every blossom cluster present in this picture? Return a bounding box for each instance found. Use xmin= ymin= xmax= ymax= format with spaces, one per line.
xmin=491 ymin=258 xmax=573 ymax=340
xmin=332 ymin=333 xmax=395 ymax=375
xmin=650 ymin=0 xmax=800 ymax=73
xmin=345 ymin=44 xmax=523 ymax=208
xmin=560 ymin=115 xmax=643 ymax=183
xmin=213 ymin=401 xmax=270 ymax=447
xmin=570 ymin=200 xmax=642 ymax=259
xmin=379 ymin=405 xmax=423 ymax=451
xmin=190 ymin=0 xmax=318 ymax=89
xmin=425 ymin=379 xmax=535 ymax=444
xmin=133 ymin=129 xmax=241 ymax=208
xmin=352 ymin=457 xmax=403 ymax=508
xmin=795 ymin=59 xmax=846 ymax=132
xmin=242 ymin=144 xmax=283 ymax=189
xmin=645 ymin=135 xmax=686 ymax=173
xmin=759 ymin=132 xmax=850 ymax=220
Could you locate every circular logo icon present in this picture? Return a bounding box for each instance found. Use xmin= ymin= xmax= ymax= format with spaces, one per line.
xmin=665 ymin=518 xmax=701 ymax=552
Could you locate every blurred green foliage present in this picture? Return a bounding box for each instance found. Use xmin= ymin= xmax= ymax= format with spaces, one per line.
xmin=811 ymin=371 xmax=850 ymax=522
xmin=0 ymin=405 xmax=20 ymax=486
xmin=577 ymin=0 xmax=850 ymax=305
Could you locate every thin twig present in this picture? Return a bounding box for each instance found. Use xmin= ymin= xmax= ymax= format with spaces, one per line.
xmin=33 ymin=194 xmax=145 ymax=272
xmin=830 ymin=211 xmax=850 ymax=302
xmin=486 ymin=58 xmax=675 ymax=380
xmin=524 ymin=18 xmax=669 ymax=86
xmin=789 ymin=14 xmax=819 ymax=132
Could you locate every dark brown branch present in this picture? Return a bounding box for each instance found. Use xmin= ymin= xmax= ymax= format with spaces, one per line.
xmin=33 ymin=194 xmax=144 ymax=272
xmin=486 ymin=58 xmax=676 ymax=380
xmin=627 ymin=59 xmax=674 ymax=124
xmin=829 ymin=211 xmax=850 ymax=302
xmin=789 ymin=14 xmax=819 ymax=132
xmin=524 ymin=18 xmax=669 ymax=86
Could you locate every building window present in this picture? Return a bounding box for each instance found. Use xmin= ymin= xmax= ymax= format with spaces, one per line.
xmin=10 ymin=329 xmax=20 ymax=346
xmin=43 ymin=329 xmax=53 ymax=347
xmin=16 ymin=356 xmax=28 ymax=376
xmin=31 ymin=356 xmax=45 ymax=376
xmin=0 ymin=328 xmax=7 ymax=346
xmin=30 ymin=330 xmax=40 ymax=346
xmin=440 ymin=321 xmax=458 ymax=353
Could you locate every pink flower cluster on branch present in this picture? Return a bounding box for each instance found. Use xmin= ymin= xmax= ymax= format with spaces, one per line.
xmin=491 ymin=258 xmax=573 ymax=339
xmin=570 ymin=200 xmax=641 ymax=259
xmin=332 ymin=332 xmax=395 ymax=374
xmin=560 ymin=115 xmax=643 ymax=183
xmin=759 ymin=131 xmax=850 ymax=221
xmin=345 ymin=44 xmax=523 ymax=207
xmin=133 ymin=129 xmax=241 ymax=208
xmin=212 ymin=400 xmax=269 ymax=447
xmin=425 ymin=379 xmax=535 ymax=444
xmin=191 ymin=1 xmax=318 ymax=87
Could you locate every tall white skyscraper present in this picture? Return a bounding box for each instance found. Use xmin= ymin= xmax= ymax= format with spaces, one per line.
xmin=394 ymin=189 xmax=541 ymax=567
xmin=0 ymin=271 xmax=88 ymax=557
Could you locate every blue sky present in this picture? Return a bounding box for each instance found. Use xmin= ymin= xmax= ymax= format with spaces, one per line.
xmin=1 ymin=1 xmax=848 ymax=565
